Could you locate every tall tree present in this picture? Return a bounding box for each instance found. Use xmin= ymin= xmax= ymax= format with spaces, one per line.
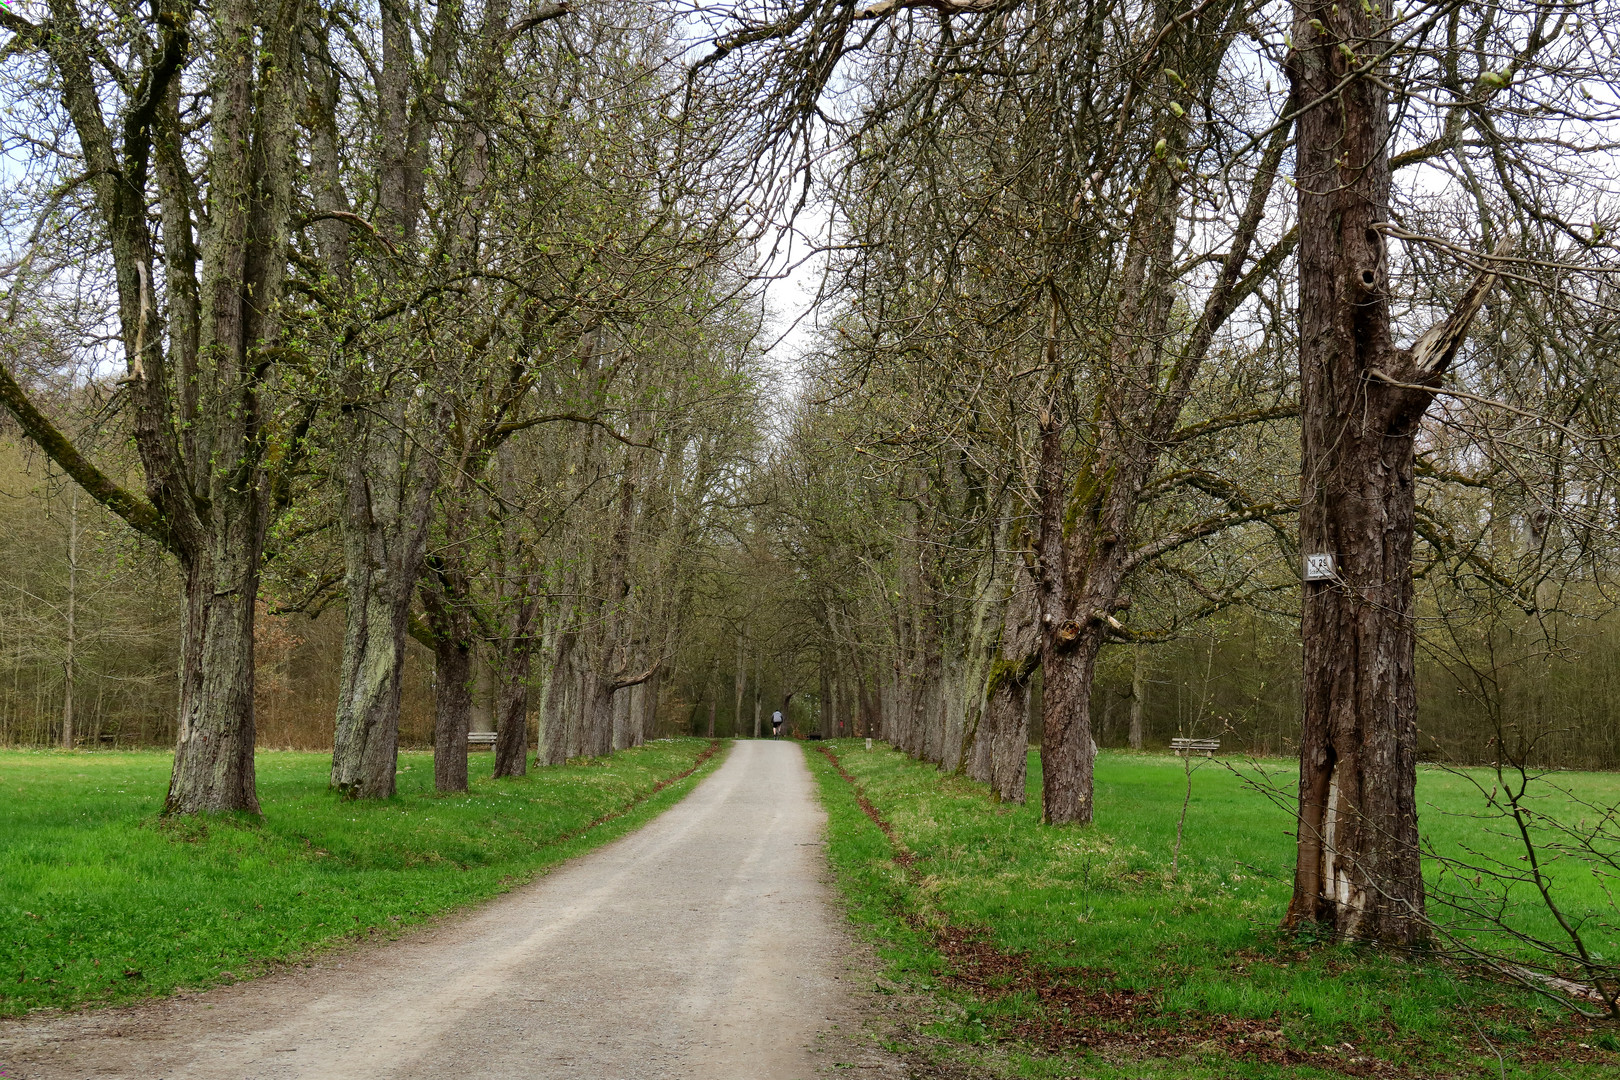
xmin=1 ymin=0 xmax=310 ymax=812
xmin=1279 ymin=0 xmax=1594 ymax=942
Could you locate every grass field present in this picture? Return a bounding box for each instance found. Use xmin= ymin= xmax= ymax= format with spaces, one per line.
xmin=1 ymin=739 xmax=722 ymax=1016
xmin=806 ymin=741 xmax=1620 ymax=1079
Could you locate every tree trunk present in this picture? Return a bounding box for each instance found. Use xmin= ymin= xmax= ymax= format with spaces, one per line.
xmin=1284 ymin=0 xmax=1494 ymax=944
xmin=538 ymin=631 xmax=577 ymax=766
xmin=422 ymin=574 xmax=476 ymax=792
xmin=432 ymin=631 xmax=472 ymax=792
xmin=611 ymin=677 xmax=634 ymax=751
xmin=1129 ymin=646 xmax=1147 ymax=750
xmin=1289 ymin=0 xmax=1413 ymax=939
xmin=858 ymin=678 xmax=877 ymax=738
xmin=967 ymin=688 xmax=994 ymax=785
xmin=165 ymin=546 xmax=261 ymax=815
xmin=818 ymin=657 xmax=832 ymax=739
xmin=492 ymin=560 xmax=541 ymax=777
xmin=583 ymin=671 xmax=615 ymax=757
xmin=988 ymin=676 xmax=1030 ymax=804
xmin=60 ymin=490 xmax=78 ymax=750
xmin=493 ymin=650 xmax=531 ymax=778
xmin=735 ymin=630 xmax=748 ymax=738
xmin=330 ymin=415 xmax=433 ymax=799
xmin=634 ymin=668 xmax=661 ymax=744
xmin=752 ymin=651 xmax=762 ymax=738
xmin=1039 ymin=636 xmax=1101 ymax=823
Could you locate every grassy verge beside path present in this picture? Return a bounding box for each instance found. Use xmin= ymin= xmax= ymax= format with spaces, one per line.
xmin=806 ymin=739 xmax=1619 ymax=1079
xmin=2 ymin=738 xmax=724 ymax=1016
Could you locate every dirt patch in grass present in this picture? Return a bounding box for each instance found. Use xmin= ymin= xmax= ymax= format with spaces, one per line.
xmin=816 ymin=744 xmax=918 ymax=875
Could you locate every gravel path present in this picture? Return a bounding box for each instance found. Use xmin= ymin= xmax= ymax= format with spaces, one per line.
xmin=0 ymin=740 xmax=904 ymax=1080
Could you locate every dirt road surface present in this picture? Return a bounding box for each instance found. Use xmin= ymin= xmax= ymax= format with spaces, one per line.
xmin=0 ymin=740 xmax=907 ymax=1080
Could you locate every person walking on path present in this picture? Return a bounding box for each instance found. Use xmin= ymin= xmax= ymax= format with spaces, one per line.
xmin=771 ymin=709 xmax=784 ymax=737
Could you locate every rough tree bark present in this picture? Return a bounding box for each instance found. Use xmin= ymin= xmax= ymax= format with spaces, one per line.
xmin=0 ymin=0 xmax=311 ymax=813
xmin=1285 ymin=0 xmax=1499 ymax=943
xmin=492 ymin=644 xmax=534 ymax=778
xmin=428 ymin=620 xmax=473 ymax=792
xmin=420 ymin=528 xmax=479 ymax=789
xmin=538 ymin=630 xmax=577 ymax=766
xmin=981 ymin=559 xmax=1039 ymax=803
xmin=1033 ymin=106 xmax=1292 ymax=824
xmin=633 ymin=668 xmax=661 ymax=743
xmin=330 ymin=411 xmax=436 ymax=798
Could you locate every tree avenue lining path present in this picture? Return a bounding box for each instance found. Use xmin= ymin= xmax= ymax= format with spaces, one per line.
xmin=0 ymin=742 xmax=900 ymax=1079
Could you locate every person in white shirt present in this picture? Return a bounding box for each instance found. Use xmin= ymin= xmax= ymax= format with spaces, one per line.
xmin=771 ymin=710 xmax=784 ymax=737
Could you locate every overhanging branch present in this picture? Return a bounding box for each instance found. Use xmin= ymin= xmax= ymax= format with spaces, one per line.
xmin=0 ymin=360 xmax=173 ymax=551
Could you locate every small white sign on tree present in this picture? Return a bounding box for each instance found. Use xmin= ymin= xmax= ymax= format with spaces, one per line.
xmin=1303 ymin=553 xmax=1336 ymax=581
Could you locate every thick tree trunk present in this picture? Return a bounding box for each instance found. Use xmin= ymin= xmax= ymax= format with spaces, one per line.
xmin=1039 ymin=636 xmax=1101 ymax=824
xmin=492 ymin=568 xmax=541 ymax=776
xmin=330 ymin=414 xmax=432 ymax=799
xmin=2 ymin=0 xmax=310 ymax=815
xmin=538 ymin=634 xmax=571 ymax=766
xmin=858 ymin=679 xmax=876 ymax=738
xmin=431 ymin=632 xmax=472 ymax=792
xmin=612 ymin=678 xmax=634 ymax=751
xmin=1284 ymin=0 xmax=1492 ymax=944
xmin=583 ymin=672 xmax=615 ymax=757
xmin=166 ymin=547 xmax=261 ymax=815
xmin=967 ymin=692 xmax=994 ymax=785
xmin=330 ymin=592 xmax=406 ymax=798
xmin=492 ymin=649 xmax=531 ymax=778
xmin=988 ymin=673 xmax=1030 ymax=804
xmin=982 ymin=563 xmax=1038 ymax=800
xmin=1034 ymin=409 xmax=1104 ymax=825
xmin=422 ymin=576 xmax=476 ymax=793
xmin=325 ymin=0 xmax=442 ymax=801
xmin=633 ymin=668 xmax=661 ymax=744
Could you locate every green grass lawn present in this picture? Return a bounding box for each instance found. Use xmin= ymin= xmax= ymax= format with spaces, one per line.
xmin=1 ymin=739 xmax=722 ymax=1016
xmin=807 ymin=741 xmax=1620 ymax=1079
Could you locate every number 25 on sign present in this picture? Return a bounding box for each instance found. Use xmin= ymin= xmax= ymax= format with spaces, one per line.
xmin=1303 ymin=553 xmax=1336 ymax=582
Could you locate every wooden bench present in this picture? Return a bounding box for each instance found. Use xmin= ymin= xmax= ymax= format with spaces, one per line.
xmin=1171 ymin=737 xmax=1219 ymax=757
xmin=467 ymin=731 xmax=497 ymax=751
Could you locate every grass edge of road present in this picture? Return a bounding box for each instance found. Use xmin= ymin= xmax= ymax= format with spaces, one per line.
xmin=3 ymin=739 xmax=728 ymax=1017
xmin=801 ymin=740 xmax=1620 ymax=1080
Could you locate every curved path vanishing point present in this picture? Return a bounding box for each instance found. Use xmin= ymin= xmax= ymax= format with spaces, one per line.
xmin=0 ymin=740 xmax=905 ymax=1080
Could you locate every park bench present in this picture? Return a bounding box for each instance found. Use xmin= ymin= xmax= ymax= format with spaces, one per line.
xmin=467 ymin=731 xmax=497 ymax=751
xmin=1171 ymin=737 xmax=1220 ymax=758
